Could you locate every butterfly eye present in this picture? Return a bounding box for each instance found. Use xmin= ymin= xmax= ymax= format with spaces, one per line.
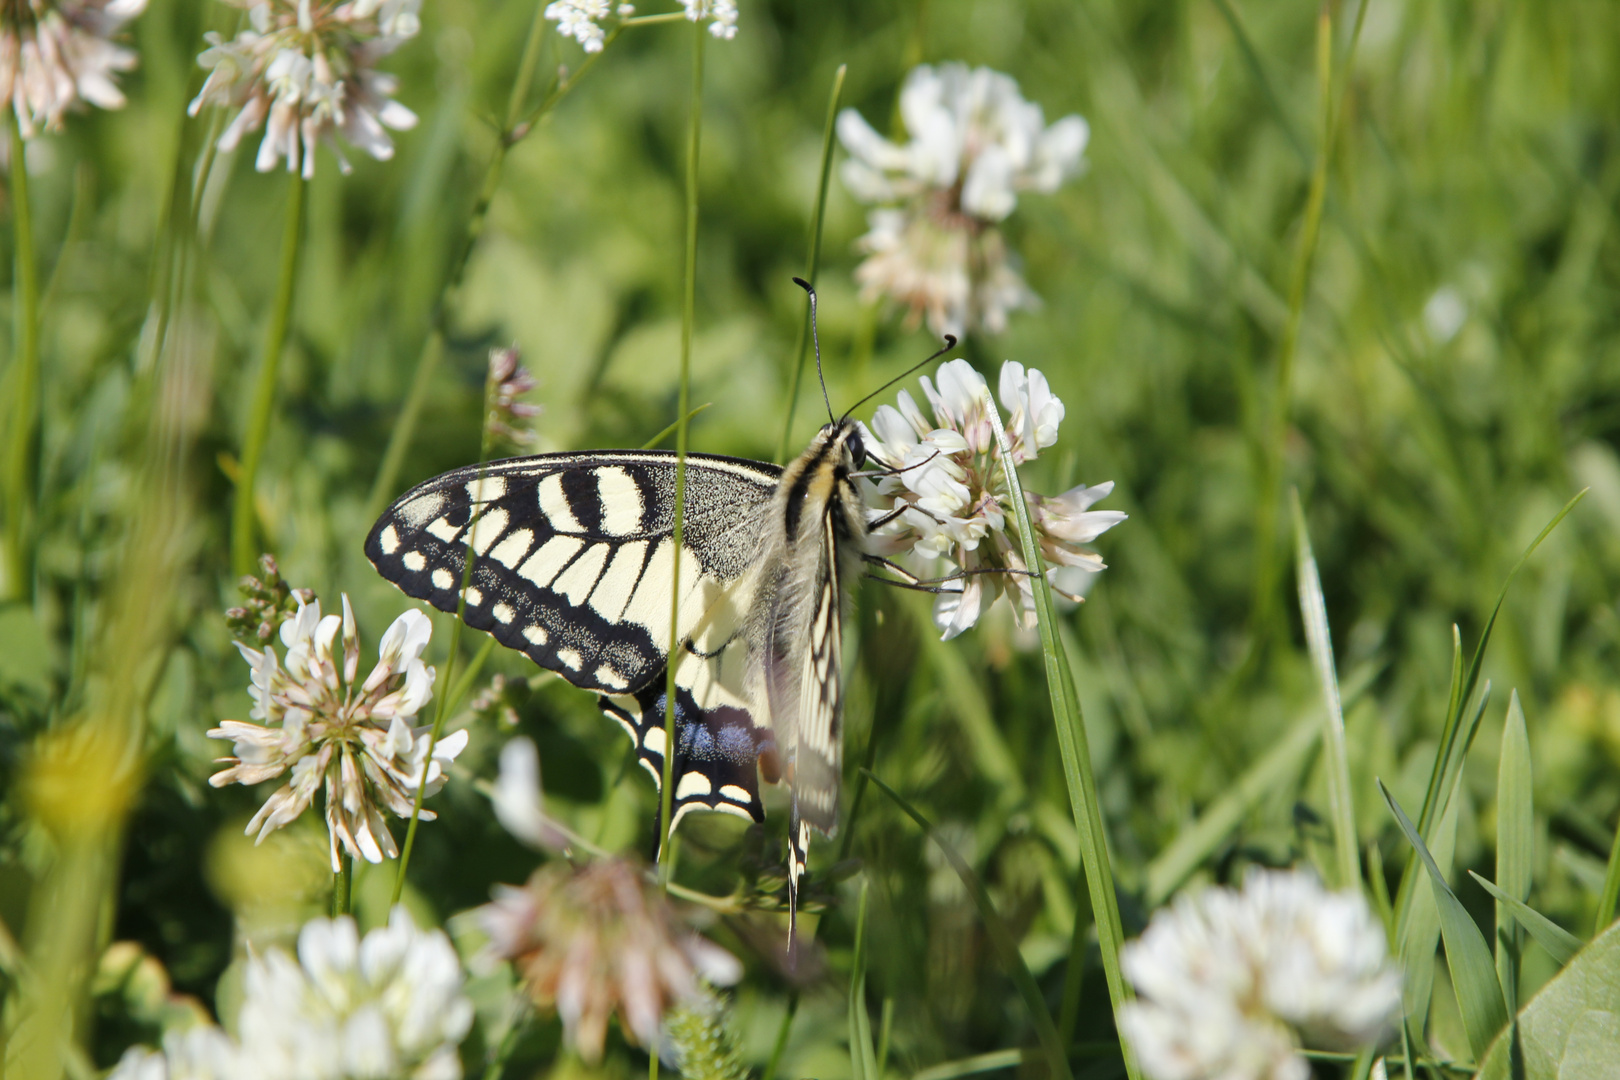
xmin=847 ymin=428 xmax=867 ymax=470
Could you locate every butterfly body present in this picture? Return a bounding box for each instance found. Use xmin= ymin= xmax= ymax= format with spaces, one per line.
xmin=365 ymin=420 xmax=869 ymax=921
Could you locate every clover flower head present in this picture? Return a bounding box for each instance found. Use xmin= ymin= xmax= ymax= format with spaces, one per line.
xmin=861 ymin=358 xmax=1124 ymax=639
xmin=188 ymin=0 xmax=421 ymax=179
xmin=544 ymin=0 xmax=616 ymax=52
xmin=838 ymin=63 xmax=1088 ymax=336
xmin=486 ymin=344 xmax=541 ymax=448
xmin=110 ymin=907 xmax=474 ymax=1080
xmin=488 ymin=736 xmax=572 ymax=853
xmin=1120 ymin=869 xmax=1403 ymax=1080
xmin=681 ymin=0 xmax=737 ymax=39
xmin=477 ymin=856 xmax=742 ymax=1063
xmin=209 ymin=593 xmax=467 ymax=871
xmin=0 ymin=0 xmax=147 ymax=139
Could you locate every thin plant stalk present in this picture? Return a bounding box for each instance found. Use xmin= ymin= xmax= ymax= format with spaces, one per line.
xmin=332 ymin=853 xmax=352 ymax=917
xmin=1247 ymin=2 xmax=1365 ymax=649
xmin=775 ymin=63 xmax=846 ymax=464
xmin=983 ymin=387 xmax=1138 ymax=1080
xmin=658 ymin=20 xmax=706 ymax=889
xmin=3 ymin=114 xmax=40 ymax=603
xmin=230 ymin=174 xmax=306 ymax=577
xmin=367 ymin=10 xmax=622 ymax=520
xmin=390 ymin=367 xmax=501 ymax=905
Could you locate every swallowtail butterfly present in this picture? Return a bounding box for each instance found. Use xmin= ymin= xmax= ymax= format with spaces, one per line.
xmin=364 ymin=312 xmax=952 ymax=938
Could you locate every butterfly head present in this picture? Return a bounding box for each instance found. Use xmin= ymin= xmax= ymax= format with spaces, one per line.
xmin=819 ymin=417 xmax=867 ymax=471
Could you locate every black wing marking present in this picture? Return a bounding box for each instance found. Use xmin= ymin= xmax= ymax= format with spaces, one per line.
xmin=367 ymin=451 xmax=782 ymax=826
xmin=366 ymin=451 xmax=780 ymax=693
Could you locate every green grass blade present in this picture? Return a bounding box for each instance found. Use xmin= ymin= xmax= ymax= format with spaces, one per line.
xmin=1381 ymin=779 xmax=1509 ymax=1060
xmin=911 ymin=1050 xmax=1027 ymax=1080
xmin=849 ymin=879 xmax=879 ymax=1080
xmin=864 ymin=771 xmax=1073 ymax=1080
xmin=1418 ymin=492 xmax=1585 ymax=840
xmin=1494 ymin=691 xmax=1534 ymax=1005
xmin=1145 ymin=709 xmax=1319 ymax=906
xmin=1468 ymin=872 xmax=1582 ymax=966
xmin=1292 ymin=490 xmax=1360 ymax=891
xmin=638 ymin=402 xmax=713 ymax=450
xmin=776 ymin=63 xmax=846 ymax=465
xmin=1596 ymin=817 xmax=1620 ymax=937
xmin=1398 ymin=781 xmax=1458 ymax=1051
xmin=983 ymin=387 xmax=1138 ymax=1080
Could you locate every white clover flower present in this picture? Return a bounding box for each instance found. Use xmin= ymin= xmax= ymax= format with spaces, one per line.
xmin=544 ymin=0 xmax=614 ymax=53
xmin=112 ymin=908 xmax=474 ymax=1080
xmin=861 ymin=358 xmax=1124 ymax=639
xmin=1120 ymin=869 xmax=1403 ymax=1080
xmin=0 ymin=0 xmax=146 ymax=138
xmin=209 ymin=594 xmax=468 ymax=871
xmin=838 ymin=63 xmax=1087 ymax=337
xmin=681 ymin=0 xmax=737 ymax=39
xmin=108 ymin=1024 xmax=240 ymax=1080
xmin=187 ymin=0 xmax=421 ymax=179
xmin=489 ymin=736 xmax=571 ymax=852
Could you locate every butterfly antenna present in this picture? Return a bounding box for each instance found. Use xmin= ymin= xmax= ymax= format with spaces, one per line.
xmin=793 ymin=277 xmax=835 ymax=425
xmin=839 ymin=333 xmax=959 ymax=423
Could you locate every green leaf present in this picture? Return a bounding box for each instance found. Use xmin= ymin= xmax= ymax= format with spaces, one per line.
xmin=1469 ymin=872 xmax=1582 ymax=966
xmin=864 ymin=771 xmax=1073 ymax=1080
xmin=984 ymin=387 xmax=1137 ymax=1080
xmin=1400 ymin=778 xmax=1459 ymax=1044
xmin=848 ymin=880 xmax=880 ymax=1080
xmin=1293 ymin=490 xmax=1360 ymax=892
xmin=0 ymin=603 xmax=54 ymax=700
xmin=1477 ymin=919 xmax=1620 ymax=1080
xmin=1495 ymin=691 xmax=1534 ymax=1005
xmin=1380 ymin=779 xmax=1509 ymax=1060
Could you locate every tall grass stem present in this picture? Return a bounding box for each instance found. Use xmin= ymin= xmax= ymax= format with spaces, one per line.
xmin=3 ymin=115 xmax=40 ymax=602
xmin=984 ymin=388 xmax=1138 ymax=1080
xmin=1247 ymin=2 xmax=1365 ymax=650
xmin=391 ymin=364 xmax=501 ymax=905
xmin=776 ymin=64 xmax=846 ymax=464
xmin=658 ymin=20 xmax=706 ymax=893
xmin=230 ymin=174 xmax=305 ymax=577
xmin=1596 ymin=816 xmax=1620 ymax=936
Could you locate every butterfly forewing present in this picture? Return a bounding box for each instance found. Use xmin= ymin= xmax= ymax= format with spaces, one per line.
xmin=365 ymin=451 xmax=782 ymax=823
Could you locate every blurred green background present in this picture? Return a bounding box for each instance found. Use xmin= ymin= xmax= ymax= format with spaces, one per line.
xmin=4 ymin=0 xmax=1620 ymax=1076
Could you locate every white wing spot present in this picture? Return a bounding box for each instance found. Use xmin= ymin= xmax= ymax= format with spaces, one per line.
xmin=431 ymin=568 xmax=454 ymax=590
xmin=466 ymin=476 xmax=506 ymax=503
xmin=518 ymin=536 xmax=584 ymax=589
xmin=538 ymin=473 xmax=583 ymax=533
xmin=593 ymin=664 xmax=629 ymax=690
xmin=379 ymin=525 xmax=400 ymax=554
xmin=467 ymin=508 xmax=509 ymax=554
xmin=403 ymin=551 xmax=426 ymax=571
xmin=588 ymin=540 xmax=647 ymax=623
xmin=522 ymin=624 xmax=548 ymax=646
xmin=644 ymin=726 xmax=668 ymax=756
xmin=552 ymin=544 xmax=609 ymax=607
xmin=426 ymin=516 xmax=461 ymax=543
xmin=489 ymin=529 xmax=533 ymax=569
xmin=556 ymin=647 xmax=584 ymax=671
xmin=492 ymin=603 xmax=514 ymax=624
xmin=676 ymin=772 xmax=712 ymax=799
xmin=461 ymin=586 xmax=483 ymax=606
xmin=597 ymin=467 xmax=644 ymax=536
xmin=398 ymin=492 xmax=445 ymax=526
xmin=719 ymin=784 xmax=753 ymax=803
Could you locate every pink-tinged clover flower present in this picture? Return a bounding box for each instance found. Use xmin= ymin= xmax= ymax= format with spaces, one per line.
xmin=838 ymin=63 xmax=1088 ymax=337
xmin=0 ymin=0 xmax=147 ymax=138
xmin=209 ymin=593 xmax=466 ymax=871
xmin=188 ymin=0 xmax=421 ymax=178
